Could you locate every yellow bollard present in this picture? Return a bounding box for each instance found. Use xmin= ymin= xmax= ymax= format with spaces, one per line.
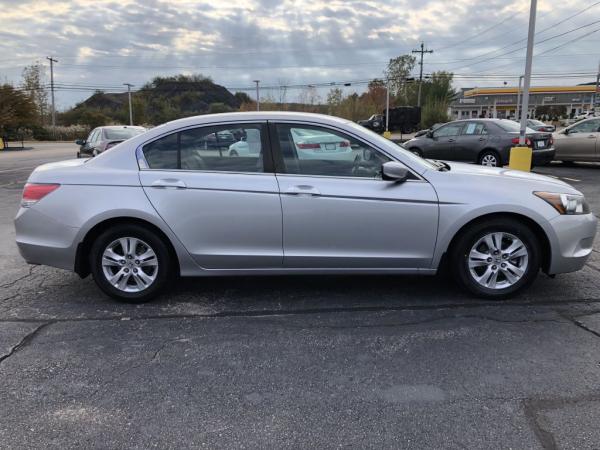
xmin=382 ymin=130 xmax=392 ymax=139
xmin=0 ymin=138 xmax=4 ymax=150
xmin=508 ymin=146 xmax=532 ymax=172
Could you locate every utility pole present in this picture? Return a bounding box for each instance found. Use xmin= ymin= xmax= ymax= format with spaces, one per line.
xmin=123 ymin=83 xmax=134 ymax=125
xmin=518 ymin=0 xmax=537 ymax=146
xmin=592 ymin=61 xmax=600 ymax=112
xmin=412 ymin=42 xmax=433 ymax=108
xmin=253 ymin=80 xmax=260 ymax=111
xmin=385 ymin=78 xmax=390 ymax=133
xmin=46 ymin=56 xmax=58 ymax=128
xmin=516 ymin=75 xmax=524 ymax=120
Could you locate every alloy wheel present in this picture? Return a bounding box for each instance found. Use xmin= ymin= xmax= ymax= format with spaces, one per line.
xmin=101 ymin=237 xmax=159 ymax=292
xmin=481 ymin=154 xmax=498 ymax=167
xmin=467 ymin=232 xmax=529 ymax=290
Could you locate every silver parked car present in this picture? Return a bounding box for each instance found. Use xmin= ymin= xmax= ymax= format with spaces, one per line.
xmin=76 ymin=125 xmax=146 ymax=158
xmin=553 ymin=117 xmax=600 ymax=162
xmin=15 ymin=112 xmax=597 ymax=302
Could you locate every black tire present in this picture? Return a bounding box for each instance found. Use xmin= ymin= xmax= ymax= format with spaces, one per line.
xmin=76 ymin=152 xmax=81 ymax=158
xmin=478 ymin=150 xmax=501 ymax=167
xmin=410 ymin=147 xmax=423 ymax=157
xmin=90 ymin=224 xmax=172 ymax=303
xmin=450 ymin=218 xmax=541 ymax=299
xmin=230 ymin=150 xmax=238 ymax=157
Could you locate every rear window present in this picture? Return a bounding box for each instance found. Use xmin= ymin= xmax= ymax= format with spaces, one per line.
xmin=104 ymin=128 xmax=145 ymax=140
xmin=495 ymin=120 xmax=535 ymax=133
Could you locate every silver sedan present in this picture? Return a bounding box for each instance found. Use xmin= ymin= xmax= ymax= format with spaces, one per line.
xmin=15 ymin=112 xmax=597 ymax=302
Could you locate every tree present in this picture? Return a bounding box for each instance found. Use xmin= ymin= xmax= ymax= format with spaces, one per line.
xmin=21 ymin=63 xmax=49 ymax=126
xmin=326 ymin=87 xmax=344 ymax=116
xmin=0 ymin=84 xmax=37 ymax=135
xmin=384 ymin=55 xmax=416 ymax=97
xmin=421 ymin=98 xmax=450 ymax=128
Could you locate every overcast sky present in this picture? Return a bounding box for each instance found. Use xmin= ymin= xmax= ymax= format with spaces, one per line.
xmin=1 ymin=0 xmax=599 ymax=109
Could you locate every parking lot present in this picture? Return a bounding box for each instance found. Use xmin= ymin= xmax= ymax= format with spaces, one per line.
xmin=1 ymin=143 xmax=600 ymax=448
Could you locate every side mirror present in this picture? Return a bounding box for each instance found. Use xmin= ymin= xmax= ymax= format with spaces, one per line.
xmin=563 ymin=128 xmax=569 ymax=135
xmin=426 ymin=130 xmax=434 ymax=139
xmin=382 ymin=162 xmax=410 ymax=182
xmin=75 ymin=139 xmax=85 ymax=146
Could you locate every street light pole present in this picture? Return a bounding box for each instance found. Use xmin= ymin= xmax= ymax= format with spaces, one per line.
xmin=385 ymin=78 xmax=390 ymax=133
xmin=46 ymin=56 xmax=58 ymax=129
xmin=518 ymin=0 xmax=537 ymax=146
xmin=123 ymin=83 xmax=134 ymax=125
xmin=253 ymin=80 xmax=260 ymax=111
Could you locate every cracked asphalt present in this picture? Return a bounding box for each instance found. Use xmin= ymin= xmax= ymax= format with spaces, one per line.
xmin=1 ymin=143 xmax=600 ymax=449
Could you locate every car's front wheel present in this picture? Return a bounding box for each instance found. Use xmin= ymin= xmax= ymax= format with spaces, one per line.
xmin=450 ymin=218 xmax=541 ymax=299
xmin=90 ymin=224 xmax=171 ymax=302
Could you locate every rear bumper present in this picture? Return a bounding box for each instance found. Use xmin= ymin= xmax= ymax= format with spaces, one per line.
xmin=547 ymin=213 xmax=598 ymax=274
xmin=14 ymin=206 xmax=79 ymax=271
xmin=532 ymin=147 xmax=555 ymax=165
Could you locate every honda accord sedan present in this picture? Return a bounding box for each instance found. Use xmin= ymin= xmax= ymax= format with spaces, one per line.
xmin=15 ymin=112 xmax=597 ymax=302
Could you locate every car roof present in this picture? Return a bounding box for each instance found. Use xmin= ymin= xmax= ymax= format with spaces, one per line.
xmin=100 ymin=125 xmax=146 ymax=129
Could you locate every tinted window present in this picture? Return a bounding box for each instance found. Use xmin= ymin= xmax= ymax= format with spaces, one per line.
xmin=433 ymin=123 xmax=464 ymax=137
xmin=142 ymin=133 xmax=178 ymax=169
xmin=463 ymin=122 xmax=487 ymax=135
xmin=104 ymin=128 xmax=144 ymax=140
xmin=570 ymin=119 xmax=600 ymax=133
xmin=142 ymin=124 xmax=265 ymax=172
xmin=275 ymin=124 xmax=390 ymax=178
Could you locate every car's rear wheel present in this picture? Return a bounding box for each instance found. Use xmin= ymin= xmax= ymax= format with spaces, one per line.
xmin=230 ymin=150 xmax=238 ymax=157
xmin=450 ymin=218 xmax=541 ymax=299
xmin=90 ymin=224 xmax=171 ymax=302
xmin=479 ymin=150 xmax=500 ymax=167
xmin=410 ymin=148 xmax=423 ymax=157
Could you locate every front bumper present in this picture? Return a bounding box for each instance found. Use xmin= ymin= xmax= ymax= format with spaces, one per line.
xmin=547 ymin=213 xmax=598 ymax=274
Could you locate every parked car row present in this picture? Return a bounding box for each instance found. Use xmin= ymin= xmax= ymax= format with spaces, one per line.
xmin=402 ymin=117 xmax=600 ymax=166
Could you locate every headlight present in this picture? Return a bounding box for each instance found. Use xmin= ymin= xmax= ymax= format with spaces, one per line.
xmin=534 ymin=191 xmax=590 ymax=215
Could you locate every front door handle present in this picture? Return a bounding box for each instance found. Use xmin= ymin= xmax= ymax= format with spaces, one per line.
xmin=284 ymin=185 xmax=321 ymax=196
xmin=478 ymin=137 xmax=486 ymax=141
xmin=151 ymin=178 xmax=187 ymax=189
xmin=447 ymin=139 xmax=455 ymax=143
xmin=588 ymin=135 xmax=596 ymax=139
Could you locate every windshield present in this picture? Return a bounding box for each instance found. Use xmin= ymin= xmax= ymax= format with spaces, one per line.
xmin=104 ymin=128 xmax=145 ymax=140
xmin=496 ymin=120 xmax=535 ymax=133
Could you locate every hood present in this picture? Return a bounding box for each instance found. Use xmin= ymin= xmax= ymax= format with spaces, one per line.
xmin=441 ymin=161 xmax=579 ymax=192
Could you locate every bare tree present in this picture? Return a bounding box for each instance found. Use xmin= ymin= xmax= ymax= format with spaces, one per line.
xmin=21 ymin=63 xmax=49 ymax=126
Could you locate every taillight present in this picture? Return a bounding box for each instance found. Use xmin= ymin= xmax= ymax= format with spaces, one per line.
xmin=21 ymin=183 xmax=60 ymax=208
xmin=339 ymin=141 xmax=350 ymax=147
xmin=511 ymin=137 xmax=532 ymax=147
xmin=297 ymin=143 xmax=321 ymax=149
xmin=549 ymin=136 xmax=554 ymax=145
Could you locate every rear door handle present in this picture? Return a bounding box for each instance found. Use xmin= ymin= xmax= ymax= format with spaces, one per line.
xmin=447 ymin=139 xmax=455 ymax=143
xmin=285 ymin=185 xmax=321 ymax=196
xmin=151 ymin=178 xmax=187 ymax=189
xmin=478 ymin=137 xmax=486 ymax=141
xmin=588 ymin=135 xmax=597 ymax=139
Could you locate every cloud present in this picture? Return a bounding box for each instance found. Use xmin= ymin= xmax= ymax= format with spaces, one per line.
xmin=0 ymin=0 xmax=597 ymax=109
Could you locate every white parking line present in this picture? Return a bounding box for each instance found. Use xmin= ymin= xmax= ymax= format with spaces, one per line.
xmin=560 ymin=177 xmax=581 ymax=182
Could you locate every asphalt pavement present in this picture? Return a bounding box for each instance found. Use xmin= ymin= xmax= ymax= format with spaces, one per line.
xmin=1 ymin=143 xmax=600 ymax=449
